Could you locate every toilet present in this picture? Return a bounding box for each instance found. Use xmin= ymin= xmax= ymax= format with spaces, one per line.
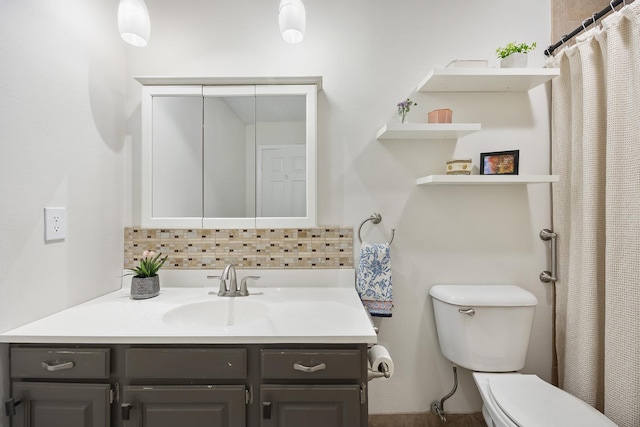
xmin=429 ymin=284 xmax=617 ymax=427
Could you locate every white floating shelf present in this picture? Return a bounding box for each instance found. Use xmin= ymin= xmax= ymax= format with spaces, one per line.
xmin=376 ymin=123 xmax=481 ymax=140
xmin=416 ymin=175 xmax=560 ymax=186
xmin=417 ymin=68 xmax=560 ymax=92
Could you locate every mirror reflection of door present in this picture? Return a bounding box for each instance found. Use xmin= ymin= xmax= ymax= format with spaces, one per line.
xmin=258 ymin=145 xmax=306 ymax=217
xmin=255 ymin=93 xmax=307 ymax=218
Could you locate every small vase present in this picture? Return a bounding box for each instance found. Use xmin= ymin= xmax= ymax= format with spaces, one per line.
xmin=131 ymin=275 xmax=160 ymax=299
xmin=400 ymin=113 xmax=409 ymax=124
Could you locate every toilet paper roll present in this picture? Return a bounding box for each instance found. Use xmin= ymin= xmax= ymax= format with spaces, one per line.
xmin=368 ymin=344 xmax=394 ymax=378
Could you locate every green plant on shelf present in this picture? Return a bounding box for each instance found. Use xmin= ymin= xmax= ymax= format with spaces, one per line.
xmin=496 ymin=41 xmax=537 ymax=59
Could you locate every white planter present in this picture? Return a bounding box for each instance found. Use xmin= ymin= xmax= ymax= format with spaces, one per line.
xmin=500 ymin=52 xmax=528 ymax=68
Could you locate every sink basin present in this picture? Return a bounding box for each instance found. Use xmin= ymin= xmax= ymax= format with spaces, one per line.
xmin=162 ymin=299 xmax=268 ymax=328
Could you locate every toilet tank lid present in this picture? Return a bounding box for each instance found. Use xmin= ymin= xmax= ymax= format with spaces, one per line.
xmin=429 ymin=285 xmax=538 ymax=307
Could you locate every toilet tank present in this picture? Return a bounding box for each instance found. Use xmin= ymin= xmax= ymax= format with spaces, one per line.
xmin=429 ymin=285 xmax=538 ymax=372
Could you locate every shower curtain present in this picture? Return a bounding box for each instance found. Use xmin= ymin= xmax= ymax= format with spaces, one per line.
xmin=550 ymin=3 xmax=640 ymax=426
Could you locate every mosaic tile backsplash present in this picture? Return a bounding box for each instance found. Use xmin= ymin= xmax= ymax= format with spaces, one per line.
xmin=124 ymin=227 xmax=354 ymax=270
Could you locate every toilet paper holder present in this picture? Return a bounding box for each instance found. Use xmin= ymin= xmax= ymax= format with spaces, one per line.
xmin=365 ymin=310 xmax=392 ymax=381
xmin=367 ymin=362 xmax=390 ymax=381
xmin=367 ymin=343 xmax=393 ymax=381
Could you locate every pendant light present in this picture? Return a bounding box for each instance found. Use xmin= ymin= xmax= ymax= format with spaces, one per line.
xmin=118 ymin=0 xmax=150 ymax=47
xmin=279 ymin=0 xmax=306 ymax=44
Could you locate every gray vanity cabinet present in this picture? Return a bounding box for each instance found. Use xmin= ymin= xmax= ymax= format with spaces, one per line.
xmin=121 ymin=348 xmax=248 ymax=427
xmin=259 ymin=349 xmax=365 ymax=427
xmin=260 ymin=385 xmax=361 ymax=427
xmin=8 ymin=347 xmax=112 ymax=427
xmin=121 ymin=386 xmax=246 ymax=427
xmin=7 ymin=344 xmax=369 ymax=427
xmin=10 ymin=382 xmax=111 ymax=427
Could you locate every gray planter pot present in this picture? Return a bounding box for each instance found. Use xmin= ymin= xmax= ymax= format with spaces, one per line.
xmin=131 ymin=275 xmax=160 ymax=299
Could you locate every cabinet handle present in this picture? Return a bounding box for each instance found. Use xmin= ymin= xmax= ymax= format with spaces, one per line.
xmin=121 ymin=403 xmax=133 ymax=420
xmin=262 ymin=402 xmax=272 ymax=419
xmin=41 ymin=361 xmax=74 ymax=371
xmin=293 ymin=362 xmax=326 ymax=373
xmin=4 ymin=398 xmax=22 ymax=416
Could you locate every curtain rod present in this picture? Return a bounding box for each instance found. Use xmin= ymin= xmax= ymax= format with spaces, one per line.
xmin=545 ymin=0 xmax=632 ymax=56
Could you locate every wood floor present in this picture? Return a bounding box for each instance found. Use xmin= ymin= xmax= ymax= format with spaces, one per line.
xmin=369 ymin=412 xmax=487 ymax=427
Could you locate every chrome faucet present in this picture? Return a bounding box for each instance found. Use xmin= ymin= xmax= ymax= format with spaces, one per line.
xmin=219 ymin=263 xmax=238 ymax=296
xmin=207 ymin=263 xmax=260 ymax=297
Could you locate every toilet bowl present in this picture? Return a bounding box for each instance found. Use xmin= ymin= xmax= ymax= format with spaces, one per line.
xmin=429 ymin=285 xmax=617 ymax=427
xmin=473 ymin=372 xmax=617 ymax=427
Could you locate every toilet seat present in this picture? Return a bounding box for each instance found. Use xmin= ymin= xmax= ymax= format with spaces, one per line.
xmin=473 ymin=373 xmax=617 ymax=427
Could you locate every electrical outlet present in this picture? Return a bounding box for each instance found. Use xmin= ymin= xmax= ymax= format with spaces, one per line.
xmin=44 ymin=207 xmax=66 ymax=242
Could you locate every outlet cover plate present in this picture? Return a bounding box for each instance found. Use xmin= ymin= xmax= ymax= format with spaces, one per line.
xmin=44 ymin=207 xmax=66 ymax=242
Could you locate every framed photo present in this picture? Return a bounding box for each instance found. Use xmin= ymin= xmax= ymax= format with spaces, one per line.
xmin=480 ymin=150 xmax=519 ymax=175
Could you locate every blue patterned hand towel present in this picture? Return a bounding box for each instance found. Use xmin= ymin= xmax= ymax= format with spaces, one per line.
xmin=356 ymin=242 xmax=392 ymax=317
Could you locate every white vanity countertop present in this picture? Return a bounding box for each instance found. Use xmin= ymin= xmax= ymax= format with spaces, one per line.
xmin=0 ymin=270 xmax=378 ymax=345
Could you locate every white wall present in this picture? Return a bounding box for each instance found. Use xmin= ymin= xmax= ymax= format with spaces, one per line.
xmin=0 ymin=1 xmax=127 ymax=425
xmin=126 ymin=0 xmax=554 ymax=415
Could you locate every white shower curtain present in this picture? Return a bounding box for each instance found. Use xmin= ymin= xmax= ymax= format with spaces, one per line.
xmin=550 ymin=3 xmax=640 ymax=427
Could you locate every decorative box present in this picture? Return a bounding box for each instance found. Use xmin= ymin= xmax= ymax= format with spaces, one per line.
xmin=428 ymin=109 xmax=453 ymax=124
xmin=446 ymin=159 xmax=472 ymax=175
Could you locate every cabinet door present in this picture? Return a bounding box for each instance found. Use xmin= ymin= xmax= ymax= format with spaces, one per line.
xmin=260 ymin=385 xmax=360 ymax=427
xmin=122 ymin=385 xmax=246 ymax=427
xmin=11 ymin=382 xmax=110 ymax=427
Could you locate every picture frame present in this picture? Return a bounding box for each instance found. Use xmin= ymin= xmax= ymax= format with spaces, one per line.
xmin=480 ymin=150 xmax=519 ymax=175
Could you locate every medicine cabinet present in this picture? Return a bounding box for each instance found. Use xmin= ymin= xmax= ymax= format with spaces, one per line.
xmin=138 ymin=77 xmax=320 ymax=228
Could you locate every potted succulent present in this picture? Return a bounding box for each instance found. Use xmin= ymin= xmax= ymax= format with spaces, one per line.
xmin=496 ymin=41 xmax=537 ymax=68
xmin=126 ymin=250 xmax=168 ymax=299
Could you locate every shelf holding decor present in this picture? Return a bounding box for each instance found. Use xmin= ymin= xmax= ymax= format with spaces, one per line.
xmin=416 ymin=175 xmax=560 ymax=186
xmin=375 ymin=123 xmax=481 ymax=140
xmin=379 ymin=65 xmax=560 ymax=187
xmin=417 ymin=68 xmax=560 ymax=92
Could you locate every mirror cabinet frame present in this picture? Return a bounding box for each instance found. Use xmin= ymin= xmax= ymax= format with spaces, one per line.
xmin=137 ymin=77 xmax=321 ymax=229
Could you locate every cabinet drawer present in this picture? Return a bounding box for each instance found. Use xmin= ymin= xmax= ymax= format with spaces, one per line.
xmin=10 ymin=348 xmax=110 ymax=379
xmin=125 ymin=348 xmax=247 ymax=379
xmin=261 ymin=349 xmax=361 ymax=380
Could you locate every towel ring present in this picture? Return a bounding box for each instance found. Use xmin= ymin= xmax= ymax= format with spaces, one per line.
xmin=358 ymin=213 xmax=395 ymax=245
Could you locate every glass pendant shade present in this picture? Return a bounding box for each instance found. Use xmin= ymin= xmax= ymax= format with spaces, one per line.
xmin=118 ymin=0 xmax=150 ymax=47
xmin=279 ymin=0 xmax=306 ymax=44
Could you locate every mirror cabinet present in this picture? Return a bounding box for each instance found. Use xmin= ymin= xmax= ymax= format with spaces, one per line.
xmin=137 ymin=77 xmax=320 ymax=228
